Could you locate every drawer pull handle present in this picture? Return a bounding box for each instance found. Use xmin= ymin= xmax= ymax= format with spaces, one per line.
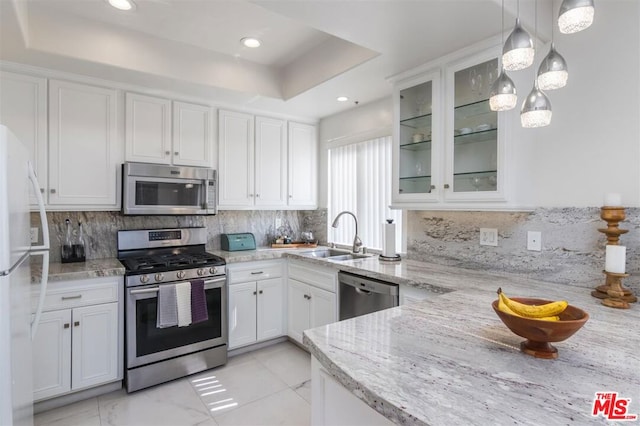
xmin=63 ymin=323 xmax=70 ymax=329
xmin=74 ymin=321 xmax=80 ymax=327
xmin=251 ymin=271 xmax=264 ymax=275
xmin=61 ymin=295 xmax=82 ymax=300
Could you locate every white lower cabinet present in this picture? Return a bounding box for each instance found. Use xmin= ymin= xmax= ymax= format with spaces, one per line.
xmin=227 ymin=260 xmax=285 ymax=349
xmin=311 ymin=356 xmax=393 ymax=426
xmin=287 ymin=261 xmax=337 ymax=345
xmin=31 ymin=277 xmax=122 ymax=402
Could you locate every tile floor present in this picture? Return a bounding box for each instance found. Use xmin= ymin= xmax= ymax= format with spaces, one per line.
xmin=34 ymin=341 xmax=312 ymax=426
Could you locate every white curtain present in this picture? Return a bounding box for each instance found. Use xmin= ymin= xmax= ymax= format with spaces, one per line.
xmin=328 ymin=136 xmax=402 ymax=251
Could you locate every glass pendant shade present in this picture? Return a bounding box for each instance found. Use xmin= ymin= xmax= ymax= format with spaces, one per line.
xmin=502 ymin=18 xmax=534 ymax=71
xmin=489 ymin=69 xmax=517 ymax=111
xmin=558 ymin=0 xmax=594 ymax=34
xmin=520 ymin=82 xmax=552 ymax=128
xmin=537 ymin=43 xmax=569 ymax=90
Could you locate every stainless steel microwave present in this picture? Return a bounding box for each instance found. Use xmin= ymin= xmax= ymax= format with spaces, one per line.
xmin=122 ymin=162 xmax=216 ymax=215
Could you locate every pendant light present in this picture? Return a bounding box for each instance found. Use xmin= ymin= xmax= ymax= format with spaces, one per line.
xmin=490 ymin=0 xmax=517 ymax=111
xmin=502 ymin=0 xmax=534 ymax=71
xmin=521 ymin=0 xmax=552 ymax=128
xmin=558 ymin=0 xmax=595 ymax=34
xmin=537 ymin=5 xmax=569 ymax=90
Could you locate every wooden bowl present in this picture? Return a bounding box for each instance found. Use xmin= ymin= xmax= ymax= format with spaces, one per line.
xmin=492 ymin=298 xmax=589 ymax=359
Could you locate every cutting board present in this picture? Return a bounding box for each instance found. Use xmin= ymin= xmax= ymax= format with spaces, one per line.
xmin=271 ymin=242 xmax=318 ymax=248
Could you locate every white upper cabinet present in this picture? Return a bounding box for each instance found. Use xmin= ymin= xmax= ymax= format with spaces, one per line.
xmin=255 ymin=116 xmax=287 ymax=207
xmin=49 ymin=80 xmax=120 ymax=207
xmin=125 ymin=93 xmax=172 ymax=165
xmin=218 ymin=110 xmax=255 ymax=208
xmin=125 ymin=94 xmax=212 ymax=168
xmin=172 ymin=101 xmax=212 ymax=167
xmin=392 ymin=45 xmax=512 ymax=210
xmin=288 ymin=122 xmax=317 ymax=208
xmin=0 ymin=72 xmax=48 ymax=206
xmin=218 ymin=110 xmax=317 ymax=210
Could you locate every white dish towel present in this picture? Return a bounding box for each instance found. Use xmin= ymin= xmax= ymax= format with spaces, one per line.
xmin=175 ymin=282 xmax=192 ymax=327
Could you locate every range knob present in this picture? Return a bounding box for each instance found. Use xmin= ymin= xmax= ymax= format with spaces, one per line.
xmin=177 ymin=271 xmax=186 ymax=280
xmin=139 ymin=275 xmax=150 ymax=284
xmin=209 ymin=267 xmax=217 ymax=275
xmin=197 ymin=268 xmax=205 ymax=276
xmin=155 ymin=273 xmax=165 ymax=282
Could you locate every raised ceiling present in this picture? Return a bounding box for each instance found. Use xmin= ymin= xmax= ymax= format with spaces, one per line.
xmin=0 ymin=0 xmax=548 ymax=120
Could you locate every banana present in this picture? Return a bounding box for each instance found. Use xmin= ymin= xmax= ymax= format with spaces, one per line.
xmin=497 ymin=288 xmax=567 ymax=318
xmin=497 ymin=291 xmax=560 ymax=321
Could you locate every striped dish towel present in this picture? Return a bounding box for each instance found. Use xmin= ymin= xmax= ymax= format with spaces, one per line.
xmin=191 ymin=280 xmax=208 ymax=324
xmin=176 ymin=281 xmax=192 ymax=327
xmin=156 ymin=284 xmax=178 ymax=328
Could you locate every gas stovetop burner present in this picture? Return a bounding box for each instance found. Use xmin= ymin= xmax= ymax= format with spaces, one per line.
xmin=123 ymin=252 xmax=225 ymax=273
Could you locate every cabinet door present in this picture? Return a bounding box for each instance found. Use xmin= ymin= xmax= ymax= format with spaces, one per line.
xmin=287 ymin=279 xmax=310 ymax=344
xmin=0 ymin=72 xmax=48 ymax=207
xmin=256 ymin=277 xmax=284 ymax=341
xmin=125 ymin=93 xmax=172 ymax=165
xmin=309 ymin=286 xmax=336 ymax=329
xmin=393 ymin=70 xmax=441 ymax=204
xmin=71 ymin=302 xmax=118 ymax=390
xmin=444 ymin=50 xmax=506 ymax=202
xmin=218 ymin=110 xmax=254 ymax=208
xmin=287 ymin=122 xmax=317 ymax=208
xmin=255 ymin=116 xmax=287 ymax=207
xmin=228 ymin=282 xmax=258 ymax=349
xmin=172 ymin=101 xmax=212 ymax=167
xmin=48 ymin=80 xmax=119 ymax=206
xmin=32 ymin=310 xmax=72 ymax=401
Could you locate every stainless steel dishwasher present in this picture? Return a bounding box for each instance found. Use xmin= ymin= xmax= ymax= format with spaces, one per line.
xmin=339 ymin=271 xmax=399 ymax=321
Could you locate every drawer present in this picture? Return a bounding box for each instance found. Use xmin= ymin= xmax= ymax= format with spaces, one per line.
xmin=31 ymin=277 xmax=120 ymax=313
xmin=228 ymin=260 xmax=283 ymax=284
xmin=288 ymin=260 xmax=337 ymax=293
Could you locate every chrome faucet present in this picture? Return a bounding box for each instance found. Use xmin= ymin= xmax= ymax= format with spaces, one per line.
xmin=331 ymin=211 xmax=363 ymax=253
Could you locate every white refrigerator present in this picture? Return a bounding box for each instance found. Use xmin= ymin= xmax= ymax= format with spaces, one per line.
xmin=0 ymin=125 xmax=50 ymax=426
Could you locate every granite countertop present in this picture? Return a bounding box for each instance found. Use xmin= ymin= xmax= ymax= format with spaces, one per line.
xmin=303 ymin=270 xmax=640 ymax=425
xmin=31 ymin=257 xmax=125 ymax=283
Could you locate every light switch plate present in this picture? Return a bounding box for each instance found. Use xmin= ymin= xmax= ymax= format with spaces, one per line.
xmin=480 ymin=228 xmax=498 ymax=246
xmin=30 ymin=227 xmax=39 ymax=244
xmin=527 ymin=231 xmax=542 ymax=251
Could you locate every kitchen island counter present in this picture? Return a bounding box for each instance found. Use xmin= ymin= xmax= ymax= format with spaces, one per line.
xmin=304 ymin=276 xmax=640 ymax=425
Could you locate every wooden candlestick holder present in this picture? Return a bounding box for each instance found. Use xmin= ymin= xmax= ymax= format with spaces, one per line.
xmin=597 ymin=207 xmax=628 ymax=245
xmin=592 ymin=206 xmax=637 ymax=307
xmin=592 ymin=271 xmax=636 ymax=309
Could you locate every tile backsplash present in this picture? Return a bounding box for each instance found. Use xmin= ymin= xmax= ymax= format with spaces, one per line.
xmin=32 ymin=209 xmax=327 ymax=263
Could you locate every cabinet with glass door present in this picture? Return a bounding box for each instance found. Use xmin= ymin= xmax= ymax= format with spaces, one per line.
xmin=444 ymin=50 xmax=507 ymax=203
xmin=393 ymin=70 xmax=441 ymax=203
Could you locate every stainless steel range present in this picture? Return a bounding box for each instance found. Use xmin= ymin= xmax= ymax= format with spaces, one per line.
xmin=118 ymin=227 xmax=227 ymax=392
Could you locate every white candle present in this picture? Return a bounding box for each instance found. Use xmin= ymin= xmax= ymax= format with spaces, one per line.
xmin=604 ymin=193 xmax=622 ymax=206
xmin=605 ymin=245 xmax=626 ymax=274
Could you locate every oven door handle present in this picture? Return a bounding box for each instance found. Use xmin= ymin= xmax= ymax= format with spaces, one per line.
xmin=129 ymin=276 xmax=226 ymax=295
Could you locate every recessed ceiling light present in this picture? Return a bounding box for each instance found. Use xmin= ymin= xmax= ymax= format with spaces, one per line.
xmin=336 ymin=96 xmax=349 ymax=102
xmin=241 ymin=38 xmax=261 ymax=48
xmin=107 ymin=0 xmax=135 ymax=11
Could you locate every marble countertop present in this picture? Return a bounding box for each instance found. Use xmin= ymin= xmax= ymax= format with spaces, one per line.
xmin=31 ymin=257 xmax=125 ymax=283
xmin=303 ymin=272 xmax=640 ymax=425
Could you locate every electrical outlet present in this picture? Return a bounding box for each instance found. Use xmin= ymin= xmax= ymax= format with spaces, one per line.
xmin=480 ymin=228 xmax=498 ymax=246
xmin=527 ymin=231 xmax=542 ymax=251
xmin=30 ymin=227 xmax=39 ymax=244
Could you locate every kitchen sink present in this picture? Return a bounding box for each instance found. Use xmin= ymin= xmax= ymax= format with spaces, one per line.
xmin=300 ymin=249 xmax=369 ymax=261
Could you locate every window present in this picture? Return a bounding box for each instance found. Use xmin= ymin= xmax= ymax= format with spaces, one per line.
xmin=328 ymin=136 xmax=402 ymax=252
